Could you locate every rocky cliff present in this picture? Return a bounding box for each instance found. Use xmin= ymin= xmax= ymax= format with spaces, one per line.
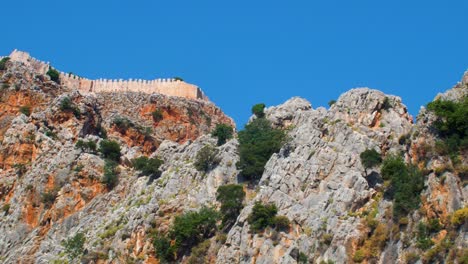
xmin=0 ymin=53 xmax=466 ymax=264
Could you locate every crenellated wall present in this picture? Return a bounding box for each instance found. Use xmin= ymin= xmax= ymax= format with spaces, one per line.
xmin=7 ymin=50 xmax=208 ymax=101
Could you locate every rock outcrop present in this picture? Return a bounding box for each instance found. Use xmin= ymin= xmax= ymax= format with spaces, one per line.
xmin=0 ymin=52 xmax=466 ymax=264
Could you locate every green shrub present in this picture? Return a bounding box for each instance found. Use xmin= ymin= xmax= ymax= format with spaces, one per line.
xmin=173 ymin=77 xmax=184 ymax=81
xmin=328 ymin=100 xmax=336 ymax=107
xmin=59 ymin=97 xmax=81 ymax=117
xmin=427 ymin=97 xmax=468 ymax=157
xmin=2 ymin=204 xmax=10 ymax=215
xmin=187 ymin=240 xmax=210 ymax=264
xmin=102 ymin=159 xmax=119 ymax=190
xmin=251 ymin=103 xmax=266 ymax=118
xmin=75 ymin=139 xmax=97 ymax=153
xmin=152 ymin=109 xmax=164 ymax=122
xmin=47 ymin=68 xmax=60 ymax=83
xmin=194 ymin=145 xmax=220 ymax=172
xmin=416 ymin=222 xmax=434 ymax=250
xmin=382 ymin=97 xmax=392 ymax=110
xmin=99 ymin=140 xmax=121 ymax=162
xmin=353 ymin=249 xmax=365 ymax=263
xmin=216 ymin=184 xmax=245 ymax=229
xmin=211 ymin=123 xmax=234 ymax=146
xmin=132 ymin=156 xmax=163 ymax=178
xmin=153 ymin=235 xmax=176 ymax=262
xmin=96 ymin=124 xmax=108 ymax=139
xmin=247 ymin=201 xmax=278 ymax=232
xmin=273 ymin=215 xmax=290 ymax=231
xmin=0 ymin=57 xmax=10 ymax=70
xmin=19 ymin=105 xmax=31 ymax=116
xmin=381 ymin=155 xmax=424 ymax=219
xmin=41 ymin=189 xmax=58 ymax=207
xmin=170 ymin=207 xmax=219 ymax=256
xmin=298 ymin=252 xmax=308 ymax=264
xmin=237 ymin=118 xmax=286 ymax=181
xmin=359 ymin=149 xmax=382 ymax=170
xmin=112 ymin=116 xmax=134 ymax=132
xmin=451 ymin=207 xmax=468 ymax=227
xmin=62 ymin=232 xmax=86 ymax=261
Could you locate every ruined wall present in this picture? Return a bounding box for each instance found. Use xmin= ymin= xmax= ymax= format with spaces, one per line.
xmin=7 ymin=50 xmax=208 ymax=101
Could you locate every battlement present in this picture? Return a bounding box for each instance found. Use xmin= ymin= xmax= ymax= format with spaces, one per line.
xmin=7 ymin=50 xmax=208 ymax=101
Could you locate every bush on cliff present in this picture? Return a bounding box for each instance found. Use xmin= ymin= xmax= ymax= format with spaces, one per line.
xmin=75 ymin=139 xmax=97 ymax=153
xmin=252 ymin=103 xmax=266 ymax=118
xmin=360 ymin=149 xmax=382 ymax=171
xmin=247 ymin=201 xmax=278 ymax=233
xmin=151 ymin=109 xmax=164 ymax=122
xmin=102 ymin=159 xmax=119 ymax=190
xmin=0 ymin=57 xmax=10 ymax=71
xmin=62 ymin=232 xmax=86 ymax=261
xmin=132 ymin=156 xmax=163 ymax=178
xmin=216 ymin=184 xmax=245 ymax=229
xmin=426 ymin=97 xmax=468 ymax=159
xmin=211 ymin=123 xmax=234 ymax=146
xmin=99 ymin=140 xmax=121 ymax=162
xmin=194 ymin=145 xmax=220 ymax=172
xmin=47 ymin=67 xmax=60 ymax=83
xmin=153 ymin=207 xmax=218 ymax=261
xmin=381 ymin=155 xmax=424 ymax=219
xmin=59 ymin=97 xmax=81 ymax=118
xmin=237 ymin=118 xmax=286 ymax=181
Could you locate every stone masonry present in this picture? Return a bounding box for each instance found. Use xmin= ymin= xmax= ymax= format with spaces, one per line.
xmin=7 ymin=50 xmax=208 ymax=101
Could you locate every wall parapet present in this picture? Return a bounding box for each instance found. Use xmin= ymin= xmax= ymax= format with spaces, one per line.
xmin=7 ymin=50 xmax=208 ymax=101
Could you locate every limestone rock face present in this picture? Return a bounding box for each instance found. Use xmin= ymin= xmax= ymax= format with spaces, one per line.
xmin=0 ymin=56 xmax=237 ymax=263
xmin=217 ymin=88 xmax=414 ymax=263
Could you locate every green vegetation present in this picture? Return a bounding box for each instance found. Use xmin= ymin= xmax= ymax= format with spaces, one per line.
xmin=99 ymin=140 xmax=121 ymax=162
xmin=154 ymin=207 xmax=218 ymax=261
xmin=62 ymin=232 xmax=86 ymax=261
xmin=47 ymin=68 xmax=60 ymax=83
xmin=251 ymin=103 xmax=266 ymax=118
xmin=382 ymin=97 xmax=392 ymax=110
xmin=19 ymin=105 xmax=31 ymax=116
xmin=102 ymin=159 xmax=119 ymax=190
xmin=132 ymin=156 xmax=163 ymax=178
xmin=237 ymin=117 xmax=286 ymax=181
xmin=2 ymin=204 xmax=10 ymax=215
xmin=0 ymin=57 xmax=10 ymax=70
xmin=173 ymin=76 xmax=184 ymax=81
xmin=152 ymin=109 xmax=164 ymax=122
xmin=359 ymin=149 xmax=382 ymax=171
xmin=328 ymin=100 xmax=336 ymax=107
xmin=451 ymin=207 xmax=468 ymax=227
xmin=186 ymin=240 xmax=211 ymax=264
xmin=112 ymin=116 xmax=135 ymax=132
xmin=211 ymin=123 xmax=234 ymax=146
xmin=247 ymin=201 xmax=278 ymax=232
xmin=298 ymin=252 xmax=308 ymax=264
xmin=216 ymin=184 xmax=245 ymax=229
xmin=194 ymin=145 xmax=220 ymax=172
xmin=273 ymin=215 xmax=290 ymax=231
xmin=153 ymin=235 xmax=175 ymax=262
xmin=426 ymin=97 xmax=468 ymax=160
xmin=75 ymin=139 xmax=97 ymax=153
xmin=416 ymin=222 xmax=435 ymax=250
xmin=41 ymin=189 xmax=58 ymax=207
xmin=381 ymin=155 xmax=424 ymax=219
xmin=59 ymin=97 xmax=81 ymax=118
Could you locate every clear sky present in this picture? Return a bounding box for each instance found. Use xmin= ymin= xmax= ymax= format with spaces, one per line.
xmin=2 ymin=1 xmax=467 ymax=127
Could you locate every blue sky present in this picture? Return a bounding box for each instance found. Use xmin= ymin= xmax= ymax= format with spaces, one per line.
xmin=2 ymin=1 xmax=467 ymax=127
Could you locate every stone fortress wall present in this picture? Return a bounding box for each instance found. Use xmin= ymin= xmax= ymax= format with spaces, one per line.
xmin=7 ymin=50 xmax=208 ymax=101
